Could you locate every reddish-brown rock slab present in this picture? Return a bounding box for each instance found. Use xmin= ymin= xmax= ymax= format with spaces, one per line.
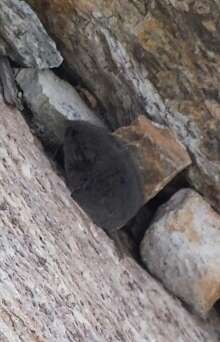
xmin=141 ymin=189 xmax=220 ymax=317
xmin=114 ymin=116 xmax=191 ymax=203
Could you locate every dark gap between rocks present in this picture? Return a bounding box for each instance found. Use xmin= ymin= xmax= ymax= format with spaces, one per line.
xmin=54 ymin=62 xmax=80 ymax=88
xmin=215 ymin=300 xmax=220 ymax=316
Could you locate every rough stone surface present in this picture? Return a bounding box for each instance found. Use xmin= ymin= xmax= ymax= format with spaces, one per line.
xmin=17 ymin=69 xmax=105 ymax=146
xmin=141 ymin=189 xmax=220 ymax=317
xmin=114 ymin=116 xmax=191 ymax=203
xmin=26 ymin=0 xmax=220 ymax=213
xmin=0 ymin=0 xmax=62 ymax=68
xmin=0 ymin=95 xmax=220 ymax=341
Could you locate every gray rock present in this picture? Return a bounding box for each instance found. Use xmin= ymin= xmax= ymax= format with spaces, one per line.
xmin=141 ymin=189 xmax=220 ymax=317
xmin=17 ymin=69 xmax=105 ymax=145
xmin=0 ymin=0 xmax=62 ymax=68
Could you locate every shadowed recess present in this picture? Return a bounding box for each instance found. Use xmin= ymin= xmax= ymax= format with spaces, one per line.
xmin=64 ymin=121 xmax=144 ymax=231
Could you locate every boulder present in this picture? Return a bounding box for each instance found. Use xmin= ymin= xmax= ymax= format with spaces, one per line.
xmin=141 ymin=189 xmax=220 ymax=317
xmin=0 ymin=0 xmax=62 ymax=68
xmin=114 ymin=116 xmax=191 ymax=203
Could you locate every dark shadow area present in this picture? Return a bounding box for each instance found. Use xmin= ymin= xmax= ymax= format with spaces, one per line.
xmin=54 ymin=62 xmax=80 ymax=88
xmin=214 ymin=300 xmax=220 ymax=316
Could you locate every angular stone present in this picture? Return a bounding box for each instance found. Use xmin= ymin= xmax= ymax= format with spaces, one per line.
xmin=26 ymin=0 xmax=220 ymax=213
xmin=141 ymin=189 xmax=220 ymax=317
xmin=0 ymin=0 xmax=62 ymax=68
xmin=17 ymin=69 xmax=105 ymax=146
xmin=114 ymin=116 xmax=191 ymax=203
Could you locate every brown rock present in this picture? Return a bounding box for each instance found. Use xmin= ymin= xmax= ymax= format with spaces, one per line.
xmin=114 ymin=116 xmax=191 ymax=203
xmin=141 ymin=189 xmax=220 ymax=317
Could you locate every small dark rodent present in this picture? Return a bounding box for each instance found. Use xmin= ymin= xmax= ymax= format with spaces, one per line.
xmin=64 ymin=121 xmax=144 ymax=232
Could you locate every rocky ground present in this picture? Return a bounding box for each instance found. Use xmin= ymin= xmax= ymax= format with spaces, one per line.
xmin=0 ymin=0 xmax=220 ymax=341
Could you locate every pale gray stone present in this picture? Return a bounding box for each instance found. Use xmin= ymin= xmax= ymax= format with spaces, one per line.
xmin=17 ymin=69 xmax=105 ymax=145
xmin=141 ymin=189 xmax=220 ymax=317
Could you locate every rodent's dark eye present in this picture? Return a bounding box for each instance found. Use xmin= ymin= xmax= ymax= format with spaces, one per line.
xmin=71 ymin=129 xmax=79 ymax=137
xmin=65 ymin=127 xmax=79 ymax=138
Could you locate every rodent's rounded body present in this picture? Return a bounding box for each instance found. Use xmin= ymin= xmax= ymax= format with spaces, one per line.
xmin=64 ymin=121 xmax=144 ymax=231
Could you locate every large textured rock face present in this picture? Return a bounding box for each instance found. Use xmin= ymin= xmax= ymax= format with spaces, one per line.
xmin=26 ymin=0 xmax=220 ymax=212
xmin=1 ymin=95 xmax=220 ymax=341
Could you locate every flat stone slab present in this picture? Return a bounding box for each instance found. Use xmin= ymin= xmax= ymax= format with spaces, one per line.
xmin=141 ymin=189 xmax=220 ymax=317
xmin=114 ymin=116 xmax=191 ymax=203
xmin=17 ymin=69 xmax=105 ymax=146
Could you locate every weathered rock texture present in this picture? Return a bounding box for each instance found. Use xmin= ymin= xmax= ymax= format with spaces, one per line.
xmin=114 ymin=115 xmax=191 ymax=203
xmin=0 ymin=0 xmax=62 ymax=68
xmin=141 ymin=189 xmax=220 ymax=317
xmin=26 ymin=0 xmax=220 ymax=213
xmin=17 ymin=69 xmax=104 ymax=146
xmin=0 ymin=97 xmax=220 ymax=341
